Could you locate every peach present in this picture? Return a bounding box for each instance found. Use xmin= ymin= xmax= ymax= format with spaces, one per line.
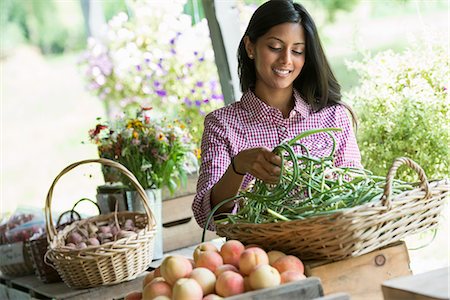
xmin=189 ymin=267 xmax=217 ymax=295
xmin=153 ymin=297 xmax=171 ymax=300
xmin=142 ymin=280 xmax=172 ymax=300
xmin=267 ymin=250 xmax=286 ymax=266
xmin=215 ymin=270 xmax=245 ymax=297
xmin=160 ymin=255 xmax=193 ymax=285
xmin=272 ymin=255 xmax=304 ymax=274
xmin=203 ymin=294 xmax=224 ymax=300
xmin=154 ymin=266 xmax=161 ymax=277
xmin=194 ymin=242 xmax=219 ymax=263
xmin=220 ymin=240 xmax=245 ymax=267
xmin=238 ymin=247 xmax=269 ymax=275
xmin=244 ymin=243 xmax=260 ymax=249
xmin=142 ymin=270 xmax=156 ymax=288
xmin=149 ymin=277 xmax=166 ymax=284
xmin=196 ymin=251 xmax=223 ymax=273
xmin=172 ymin=278 xmax=203 ymax=300
xmin=280 ymin=271 xmax=306 ymax=284
xmin=249 ymin=264 xmax=281 ymax=290
xmin=124 ymin=291 xmax=142 ymax=300
xmin=214 ymin=264 xmax=239 ymax=277
xmin=243 ymin=276 xmax=252 ymax=292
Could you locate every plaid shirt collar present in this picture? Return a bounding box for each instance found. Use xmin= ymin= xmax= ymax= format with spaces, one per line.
xmin=240 ymin=88 xmax=311 ymax=121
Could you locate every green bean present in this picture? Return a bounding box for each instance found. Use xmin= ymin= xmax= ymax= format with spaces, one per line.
xmin=201 ymin=127 xmax=415 ymax=241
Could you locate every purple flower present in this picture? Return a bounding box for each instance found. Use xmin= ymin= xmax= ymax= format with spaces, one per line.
xmin=156 ymin=90 xmax=167 ymax=97
xmin=212 ymin=94 xmax=224 ymax=100
xmin=194 ymin=51 xmax=198 ymax=56
xmin=170 ymin=38 xmax=176 ymax=45
xmin=136 ymin=65 xmax=141 ymax=71
xmin=154 ymin=81 xmax=161 ymax=87
xmin=186 ymin=63 xmax=193 ymax=68
xmin=203 ymin=98 xmax=209 ymax=104
xmin=171 ymin=48 xmax=176 ymax=55
xmin=198 ymin=57 xmax=205 ymax=62
xmin=184 ymin=97 xmax=192 ymax=106
xmin=195 ymin=100 xmax=202 ymax=107
xmin=196 ymin=81 xmax=204 ymax=87
xmin=191 ymin=89 xmax=196 ymax=94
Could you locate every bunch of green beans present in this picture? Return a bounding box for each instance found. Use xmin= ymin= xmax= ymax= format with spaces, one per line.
xmin=202 ymin=128 xmax=413 ymax=241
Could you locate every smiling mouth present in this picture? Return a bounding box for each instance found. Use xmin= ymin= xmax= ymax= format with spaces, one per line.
xmin=273 ymin=68 xmax=292 ymax=77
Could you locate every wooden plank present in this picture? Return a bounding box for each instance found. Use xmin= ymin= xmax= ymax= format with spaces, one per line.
xmin=162 ymin=193 xmax=219 ymax=251
xmin=0 ymin=283 xmax=9 ymax=300
xmin=382 ymin=267 xmax=449 ymax=300
xmin=227 ymin=277 xmax=323 ymax=300
xmin=162 ymin=194 xmax=195 ymax=223
xmin=305 ymin=242 xmax=412 ymax=300
xmin=315 ymin=293 xmax=351 ymax=300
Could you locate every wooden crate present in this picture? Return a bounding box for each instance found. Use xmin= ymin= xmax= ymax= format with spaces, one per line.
xmin=382 ymin=267 xmax=449 ymax=300
xmin=304 ymin=241 xmax=412 ymax=300
xmin=228 ymin=277 xmax=324 ymax=300
xmin=162 ymin=194 xmax=218 ymax=251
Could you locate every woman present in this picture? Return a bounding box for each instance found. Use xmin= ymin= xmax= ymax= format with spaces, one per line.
xmin=193 ymin=0 xmax=361 ymax=230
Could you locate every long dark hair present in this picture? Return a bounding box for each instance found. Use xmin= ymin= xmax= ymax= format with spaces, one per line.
xmin=237 ymin=0 xmax=356 ymax=121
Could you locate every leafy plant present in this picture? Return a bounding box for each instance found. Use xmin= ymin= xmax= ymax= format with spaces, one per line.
xmin=344 ymin=35 xmax=449 ymax=180
xmin=88 ymin=108 xmax=199 ymax=193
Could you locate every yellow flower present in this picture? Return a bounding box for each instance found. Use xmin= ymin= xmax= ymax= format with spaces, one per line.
xmin=157 ymin=132 xmax=165 ymax=141
xmin=127 ymin=119 xmax=143 ymax=129
xmin=133 ymin=131 xmax=139 ymax=139
xmin=194 ymin=148 xmax=201 ymax=158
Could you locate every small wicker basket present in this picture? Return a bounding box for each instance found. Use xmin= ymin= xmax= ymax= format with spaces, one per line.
xmin=45 ymin=158 xmax=156 ymax=289
xmin=29 ymin=199 xmax=99 ymax=283
xmin=216 ymin=157 xmax=449 ymax=261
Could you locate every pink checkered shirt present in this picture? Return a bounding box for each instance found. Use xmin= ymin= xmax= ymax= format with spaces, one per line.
xmin=192 ymin=89 xmax=362 ymax=230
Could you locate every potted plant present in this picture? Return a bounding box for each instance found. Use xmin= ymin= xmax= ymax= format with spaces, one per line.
xmin=88 ymin=107 xmax=199 ymax=258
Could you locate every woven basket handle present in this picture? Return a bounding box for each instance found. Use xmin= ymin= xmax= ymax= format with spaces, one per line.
xmin=45 ymin=158 xmax=155 ymax=242
xmin=382 ymin=157 xmax=431 ymax=208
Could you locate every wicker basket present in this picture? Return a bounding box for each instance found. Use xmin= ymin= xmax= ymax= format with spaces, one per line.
xmin=29 ymin=199 xmax=99 ymax=283
xmin=216 ymin=157 xmax=449 ymax=261
xmin=45 ymin=158 xmax=156 ymax=289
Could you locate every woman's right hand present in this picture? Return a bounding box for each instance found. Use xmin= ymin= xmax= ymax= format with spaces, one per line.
xmin=233 ymin=147 xmax=282 ymax=184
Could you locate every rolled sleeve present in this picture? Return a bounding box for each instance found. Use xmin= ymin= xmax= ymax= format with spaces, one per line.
xmin=192 ymin=112 xmax=231 ymax=231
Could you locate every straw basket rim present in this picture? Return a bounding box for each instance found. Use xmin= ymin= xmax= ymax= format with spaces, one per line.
xmin=216 ymin=157 xmax=450 ymax=260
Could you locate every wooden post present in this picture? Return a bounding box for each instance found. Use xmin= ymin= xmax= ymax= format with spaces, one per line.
xmin=202 ymin=0 xmax=242 ymax=105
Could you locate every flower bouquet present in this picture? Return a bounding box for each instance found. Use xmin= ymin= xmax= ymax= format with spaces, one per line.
xmin=88 ymin=107 xmax=199 ymax=194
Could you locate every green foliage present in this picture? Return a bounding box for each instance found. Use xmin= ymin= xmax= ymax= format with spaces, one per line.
xmin=344 ymin=36 xmax=449 ymax=181
xmin=2 ymin=0 xmax=85 ymax=54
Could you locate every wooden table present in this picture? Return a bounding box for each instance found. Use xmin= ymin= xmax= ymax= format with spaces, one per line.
xmin=382 ymin=267 xmax=449 ymax=300
xmin=0 ymin=238 xmax=226 ymax=300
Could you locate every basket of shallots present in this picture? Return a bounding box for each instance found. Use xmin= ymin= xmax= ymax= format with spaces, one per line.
xmin=44 ymin=158 xmax=156 ymax=289
xmin=29 ymin=198 xmax=100 ymax=283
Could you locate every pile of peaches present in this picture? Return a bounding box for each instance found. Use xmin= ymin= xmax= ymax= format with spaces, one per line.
xmin=125 ymin=239 xmax=306 ymax=300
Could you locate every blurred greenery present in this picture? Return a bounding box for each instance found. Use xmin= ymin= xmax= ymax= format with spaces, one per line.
xmin=2 ymin=0 xmax=85 ymax=55
xmin=345 ymin=37 xmax=449 ymax=180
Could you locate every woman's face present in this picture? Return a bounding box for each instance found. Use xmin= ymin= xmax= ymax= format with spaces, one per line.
xmin=246 ymin=22 xmax=305 ymax=92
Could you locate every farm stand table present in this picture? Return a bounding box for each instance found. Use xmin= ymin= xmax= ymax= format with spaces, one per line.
xmin=0 ymin=239 xmax=411 ymax=299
